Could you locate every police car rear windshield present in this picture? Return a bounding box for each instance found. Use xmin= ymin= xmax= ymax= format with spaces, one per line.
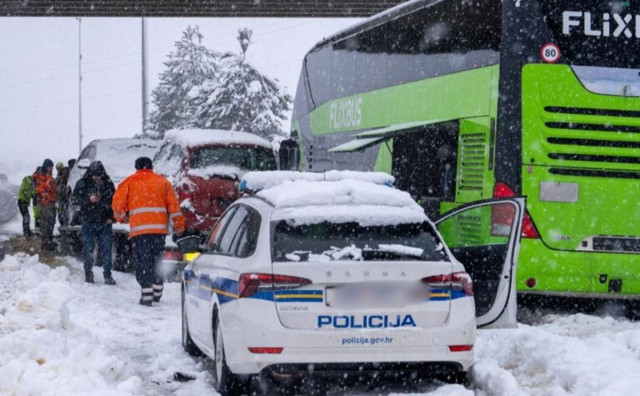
xmin=272 ymin=221 xmax=449 ymax=262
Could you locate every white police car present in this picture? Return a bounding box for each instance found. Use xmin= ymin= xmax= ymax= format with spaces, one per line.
xmin=180 ymin=171 xmax=524 ymax=395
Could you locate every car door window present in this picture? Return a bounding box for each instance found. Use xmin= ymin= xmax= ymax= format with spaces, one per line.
xmin=170 ymin=144 xmax=184 ymax=160
xmin=215 ymin=206 xmax=249 ymax=255
xmin=205 ymin=206 xmax=238 ymax=252
xmin=79 ymin=145 xmax=96 ymax=161
xmin=229 ymin=217 xmax=250 ymax=257
xmin=233 ymin=210 xmax=261 ymax=258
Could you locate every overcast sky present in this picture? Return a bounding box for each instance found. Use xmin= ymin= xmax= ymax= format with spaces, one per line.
xmin=0 ymin=17 xmax=359 ymax=180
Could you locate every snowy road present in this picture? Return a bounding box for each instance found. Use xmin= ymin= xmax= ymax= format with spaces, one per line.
xmin=2 ymin=251 xmax=640 ymax=396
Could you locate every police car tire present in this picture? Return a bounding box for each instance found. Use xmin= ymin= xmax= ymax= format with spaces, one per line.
xmin=213 ymin=310 xmax=247 ymax=396
xmin=181 ymin=288 xmax=202 ymax=356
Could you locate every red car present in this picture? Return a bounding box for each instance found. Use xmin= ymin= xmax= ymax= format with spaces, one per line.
xmin=153 ymin=129 xmax=276 ymax=237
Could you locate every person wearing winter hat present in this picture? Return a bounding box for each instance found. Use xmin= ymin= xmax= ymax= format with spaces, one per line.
xmin=33 ymin=159 xmax=58 ymax=251
xmin=112 ymin=157 xmax=185 ymax=306
xmin=17 ymin=167 xmax=39 ymax=237
xmin=72 ymin=161 xmax=116 ymax=284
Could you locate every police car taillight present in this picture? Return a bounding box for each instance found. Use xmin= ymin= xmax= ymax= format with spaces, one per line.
xmin=422 ymin=272 xmax=473 ymax=296
xmin=248 ymin=347 xmax=283 ymax=354
xmin=238 ymin=273 xmax=312 ymax=298
xmin=449 ymin=345 xmax=473 ymax=352
xmin=163 ymin=249 xmax=183 ymax=262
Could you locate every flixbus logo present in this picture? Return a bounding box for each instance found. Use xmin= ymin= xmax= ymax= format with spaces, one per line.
xmin=329 ymin=96 xmax=362 ymax=130
xmin=317 ymin=314 xmax=416 ymax=329
xmin=563 ymin=11 xmax=640 ymax=38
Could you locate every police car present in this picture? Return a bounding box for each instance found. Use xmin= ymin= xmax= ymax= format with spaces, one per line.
xmin=179 ymin=171 xmax=524 ymax=395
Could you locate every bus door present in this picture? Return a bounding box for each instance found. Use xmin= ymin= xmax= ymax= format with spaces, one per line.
xmin=392 ymin=122 xmax=459 ymax=219
xmin=435 ymin=197 xmax=525 ymax=328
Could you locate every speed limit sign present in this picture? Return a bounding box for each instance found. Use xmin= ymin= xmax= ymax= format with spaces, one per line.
xmin=541 ymin=43 xmax=561 ymax=63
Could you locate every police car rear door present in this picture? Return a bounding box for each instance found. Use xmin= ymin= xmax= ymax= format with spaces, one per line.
xmin=435 ymin=198 xmax=525 ymax=328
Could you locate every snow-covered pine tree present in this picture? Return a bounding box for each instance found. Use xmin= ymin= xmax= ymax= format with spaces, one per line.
xmin=188 ymin=28 xmax=292 ymax=139
xmin=146 ymin=25 xmax=218 ymax=138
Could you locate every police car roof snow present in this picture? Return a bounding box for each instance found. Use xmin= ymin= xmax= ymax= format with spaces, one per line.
xmin=239 ymin=170 xmax=395 ymax=193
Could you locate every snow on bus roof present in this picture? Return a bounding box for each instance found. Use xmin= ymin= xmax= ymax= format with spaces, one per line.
xmin=163 ymin=129 xmax=272 ymax=149
xmin=255 ymin=177 xmax=427 ymax=226
xmin=240 ymin=170 xmax=395 ymax=192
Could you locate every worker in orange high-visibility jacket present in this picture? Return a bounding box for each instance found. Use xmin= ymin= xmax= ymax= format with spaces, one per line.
xmin=112 ymin=156 xmax=185 ymax=306
xmin=34 ymin=159 xmax=58 ymax=251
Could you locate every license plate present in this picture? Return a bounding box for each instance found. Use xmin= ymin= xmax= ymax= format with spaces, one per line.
xmin=326 ymin=283 xmax=430 ymax=309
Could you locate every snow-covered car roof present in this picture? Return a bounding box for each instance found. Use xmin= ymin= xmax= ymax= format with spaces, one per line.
xmin=163 ymin=129 xmax=273 ymax=150
xmin=240 ymin=170 xmax=394 ymax=192
xmin=89 ymin=138 xmax=161 ymax=183
xmin=241 ymin=171 xmax=425 ymax=227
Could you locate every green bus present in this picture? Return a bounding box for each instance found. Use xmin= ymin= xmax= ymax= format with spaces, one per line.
xmin=288 ymin=0 xmax=640 ymax=307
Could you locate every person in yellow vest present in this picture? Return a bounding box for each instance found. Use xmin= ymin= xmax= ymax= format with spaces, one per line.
xmin=112 ymin=157 xmax=185 ymax=306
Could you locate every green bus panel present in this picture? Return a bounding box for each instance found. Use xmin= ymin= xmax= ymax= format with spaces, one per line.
xmin=456 ymin=117 xmax=495 ymax=203
xmin=518 ymin=64 xmax=640 ymax=298
xmin=309 ymin=66 xmax=497 ymax=136
xmin=517 ymin=239 xmax=640 ymax=297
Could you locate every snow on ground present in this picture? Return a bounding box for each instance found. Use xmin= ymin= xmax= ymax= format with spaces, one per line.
xmin=1 ymin=252 xmax=640 ymax=396
xmin=0 ymin=253 xmax=214 ymax=396
xmin=473 ymin=315 xmax=640 ymax=396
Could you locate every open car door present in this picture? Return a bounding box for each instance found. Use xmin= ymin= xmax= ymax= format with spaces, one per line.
xmin=435 ymin=198 xmax=525 ymax=328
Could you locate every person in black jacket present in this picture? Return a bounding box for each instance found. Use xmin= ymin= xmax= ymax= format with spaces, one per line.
xmin=72 ymin=161 xmax=116 ymax=284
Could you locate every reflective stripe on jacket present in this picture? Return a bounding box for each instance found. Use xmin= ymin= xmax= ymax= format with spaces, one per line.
xmin=111 ymin=169 xmax=185 ymax=238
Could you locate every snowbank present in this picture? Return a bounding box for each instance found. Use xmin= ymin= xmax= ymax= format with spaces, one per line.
xmin=0 ymin=254 xmax=139 ymax=396
xmin=473 ymin=314 xmax=640 ymax=396
xmin=0 ymin=253 xmax=213 ymax=396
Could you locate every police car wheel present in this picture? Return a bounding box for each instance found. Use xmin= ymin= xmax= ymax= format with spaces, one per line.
xmin=181 ymin=288 xmax=201 ymax=356
xmin=213 ymin=309 xmax=247 ymax=396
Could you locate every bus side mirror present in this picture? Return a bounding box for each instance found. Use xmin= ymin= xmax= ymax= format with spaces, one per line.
xmin=278 ymin=138 xmax=300 ymax=170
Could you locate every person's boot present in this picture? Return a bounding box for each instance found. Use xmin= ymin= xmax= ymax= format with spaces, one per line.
xmin=104 ymin=276 xmax=116 ymax=285
xmin=85 ymin=272 xmax=94 ymax=283
xmin=139 ymin=298 xmax=152 ymax=306
xmin=140 ymin=287 xmax=153 ymax=306
xmin=152 ymin=284 xmax=164 ymax=303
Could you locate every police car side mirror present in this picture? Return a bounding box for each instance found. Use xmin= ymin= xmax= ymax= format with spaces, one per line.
xmin=176 ymin=235 xmax=200 ymax=254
